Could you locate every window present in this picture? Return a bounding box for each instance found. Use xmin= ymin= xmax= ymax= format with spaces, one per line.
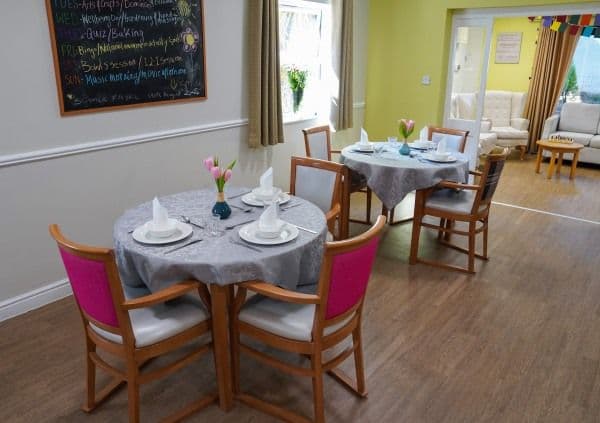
xmin=562 ymin=37 xmax=600 ymax=105
xmin=279 ymin=0 xmax=331 ymax=121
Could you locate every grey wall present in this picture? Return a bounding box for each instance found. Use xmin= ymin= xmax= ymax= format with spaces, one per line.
xmin=0 ymin=0 xmax=369 ymax=314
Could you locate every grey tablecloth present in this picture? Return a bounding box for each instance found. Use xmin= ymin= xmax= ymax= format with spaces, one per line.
xmin=113 ymin=188 xmax=327 ymax=292
xmin=340 ymin=144 xmax=469 ymax=209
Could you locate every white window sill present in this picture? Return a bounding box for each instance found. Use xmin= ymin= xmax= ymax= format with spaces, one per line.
xmin=283 ymin=112 xmax=318 ymax=125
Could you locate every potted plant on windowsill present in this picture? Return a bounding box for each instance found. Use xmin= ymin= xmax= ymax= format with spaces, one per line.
xmin=287 ymin=66 xmax=308 ymax=113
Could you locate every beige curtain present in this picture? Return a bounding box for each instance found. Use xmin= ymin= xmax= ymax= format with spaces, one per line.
xmin=248 ymin=0 xmax=284 ymax=148
xmin=330 ymin=0 xmax=353 ymax=130
xmin=524 ymin=25 xmax=580 ymax=151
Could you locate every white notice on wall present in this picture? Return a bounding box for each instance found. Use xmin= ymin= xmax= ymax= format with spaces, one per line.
xmin=495 ymin=32 xmax=522 ymax=64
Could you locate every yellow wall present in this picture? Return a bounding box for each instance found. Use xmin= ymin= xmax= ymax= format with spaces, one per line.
xmin=486 ymin=17 xmax=539 ymax=92
xmin=365 ymin=0 xmax=597 ymax=139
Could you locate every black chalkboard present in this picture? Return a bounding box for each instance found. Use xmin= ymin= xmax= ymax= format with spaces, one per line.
xmin=46 ymin=0 xmax=206 ymax=115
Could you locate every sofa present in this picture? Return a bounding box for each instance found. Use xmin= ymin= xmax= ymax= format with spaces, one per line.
xmin=451 ymin=90 xmax=530 ymax=159
xmin=541 ymin=102 xmax=600 ymax=165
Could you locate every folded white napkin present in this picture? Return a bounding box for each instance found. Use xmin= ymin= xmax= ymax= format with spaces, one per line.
xmin=419 ymin=126 xmax=428 ymax=141
xmin=259 ymin=167 xmax=273 ymax=193
xmin=152 ymin=197 xmax=169 ymax=227
xmin=359 ymin=128 xmax=369 ymax=145
xmin=437 ymin=137 xmax=448 ymax=154
xmin=258 ymin=202 xmax=283 ymax=233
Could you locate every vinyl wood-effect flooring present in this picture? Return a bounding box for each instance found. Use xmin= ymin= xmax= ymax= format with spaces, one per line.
xmin=1 ymin=157 xmax=599 ymax=423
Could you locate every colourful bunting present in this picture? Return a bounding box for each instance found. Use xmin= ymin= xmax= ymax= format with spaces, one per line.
xmin=569 ymin=25 xmax=580 ymax=36
xmin=568 ymin=15 xmax=580 ymax=24
xmin=595 ymin=14 xmax=600 ymax=26
xmin=580 ymin=14 xmax=592 ymax=26
xmin=542 ymin=16 xmax=553 ymax=27
xmin=594 ymin=27 xmax=600 ymax=37
xmin=582 ymin=26 xmax=595 ymax=37
xmin=558 ymin=22 xmax=569 ymax=33
xmin=556 ymin=15 xmax=567 ymax=23
xmin=550 ymin=21 xmax=562 ymax=31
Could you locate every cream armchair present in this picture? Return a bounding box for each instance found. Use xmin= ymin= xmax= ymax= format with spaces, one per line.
xmin=452 ymin=91 xmax=530 ymax=159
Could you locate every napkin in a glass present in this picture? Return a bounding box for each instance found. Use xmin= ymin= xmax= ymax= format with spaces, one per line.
xmin=259 ymin=167 xmax=273 ymax=193
xmin=359 ymin=128 xmax=370 ymax=145
xmin=258 ymin=202 xmax=284 ymax=235
xmin=152 ymin=197 xmax=169 ymax=228
xmin=437 ymin=137 xmax=448 ymax=154
xmin=419 ymin=126 xmax=428 ymax=141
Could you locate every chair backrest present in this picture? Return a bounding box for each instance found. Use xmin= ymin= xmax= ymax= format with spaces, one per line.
xmin=472 ymin=149 xmax=508 ymax=213
xmin=428 ymin=126 xmax=469 ymax=153
xmin=318 ymin=216 xmax=386 ymax=321
xmin=302 ymin=125 xmax=332 ymax=161
xmin=49 ymin=224 xmax=125 ymax=330
xmin=290 ymin=156 xmax=343 ymax=215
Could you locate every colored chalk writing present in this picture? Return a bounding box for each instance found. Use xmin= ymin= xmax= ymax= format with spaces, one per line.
xmin=46 ymin=0 xmax=206 ymax=114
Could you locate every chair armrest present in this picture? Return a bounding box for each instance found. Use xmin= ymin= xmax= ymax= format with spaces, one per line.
xmin=122 ymin=281 xmax=201 ymax=310
xmin=238 ymin=281 xmax=320 ymax=304
xmin=331 ymin=149 xmax=342 ymax=154
xmin=325 ymin=203 xmax=341 ymax=225
xmin=437 ymin=180 xmax=480 ymax=191
xmin=469 ymin=169 xmax=482 ymax=177
xmin=541 ymin=114 xmax=559 ymax=139
xmin=510 ymin=118 xmax=530 ymax=131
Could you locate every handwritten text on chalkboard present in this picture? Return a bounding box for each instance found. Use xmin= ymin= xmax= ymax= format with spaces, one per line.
xmin=46 ymin=0 xmax=206 ymax=115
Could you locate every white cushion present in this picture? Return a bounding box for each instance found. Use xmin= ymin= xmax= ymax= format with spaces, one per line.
xmin=295 ymin=166 xmax=336 ymax=214
xmin=484 ymin=91 xmax=513 ymax=127
xmin=510 ymin=92 xmax=527 ymax=119
xmin=239 ymin=295 xmax=353 ymax=341
xmin=90 ymin=289 xmax=209 ymax=348
xmin=550 ymin=131 xmax=594 ymax=147
xmin=431 ymin=133 xmax=465 ymax=153
xmin=491 ymin=126 xmax=529 ymax=140
xmin=425 ymin=189 xmax=486 ymax=215
xmin=558 ymin=103 xmax=600 ymax=134
xmin=307 ymin=131 xmax=329 ymax=161
xmin=589 ymin=135 xmax=600 ymax=149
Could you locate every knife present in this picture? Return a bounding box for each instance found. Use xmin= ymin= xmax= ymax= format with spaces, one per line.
xmin=163 ymin=239 xmax=202 ymax=254
xmin=293 ymin=224 xmax=318 ymax=234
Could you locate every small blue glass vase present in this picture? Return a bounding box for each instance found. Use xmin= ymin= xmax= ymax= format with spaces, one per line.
xmin=212 ymin=192 xmax=231 ymax=219
xmin=399 ymin=140 xmax=411 ymax=155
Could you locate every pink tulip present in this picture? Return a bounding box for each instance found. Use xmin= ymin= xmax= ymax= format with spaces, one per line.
xmin=203 ymin=156 xmax=214 ymax=171
xmin=210 ymin=166 xmax=222 ymax=179
xmin=406 ymin=120 xmax=415 ymax=132
xmin=223 ymin=169 xmax=232 ymax=182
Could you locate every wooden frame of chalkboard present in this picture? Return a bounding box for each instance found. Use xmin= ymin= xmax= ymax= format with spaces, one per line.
xmin=45 ymin=0 xmax=207 ymax=116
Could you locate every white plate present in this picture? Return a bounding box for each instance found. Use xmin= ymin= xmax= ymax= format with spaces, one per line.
xmin=353 ymin=142 xmax=374 ymax=152
xmin=408 ymin=142 xmax=431 ymax=150
xmin=421 ymin=153 xmax=457 ymax=163
xmin=238 ymin=221 xmax=299 ymax=245
xmin=241 ymin=192 xmax=291 ymax=207
xmin=132 ymin=221 xmax=193 ymax=245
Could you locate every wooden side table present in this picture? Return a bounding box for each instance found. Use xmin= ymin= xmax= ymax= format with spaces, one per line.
xmin=535 ymin=139 xmax=584 ymax=180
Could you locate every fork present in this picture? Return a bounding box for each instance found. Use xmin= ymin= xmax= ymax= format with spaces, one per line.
xmin=228 ymin=238 xmax=262 ymax=252
xmin=225 ymin=219 xmax=256 ymax=230
xmin=230 ymin=204 xmax=253 ymax=213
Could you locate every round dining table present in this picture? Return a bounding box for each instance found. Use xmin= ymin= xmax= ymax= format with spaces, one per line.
xmin=340 ymin=143 xmax=470 ymax=211
xmin=113 ymin=187 xmax=328 ymax=411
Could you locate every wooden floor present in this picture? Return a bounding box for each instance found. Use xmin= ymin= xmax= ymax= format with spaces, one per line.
xmin=1 ymin=157 xmax=599 ymax=422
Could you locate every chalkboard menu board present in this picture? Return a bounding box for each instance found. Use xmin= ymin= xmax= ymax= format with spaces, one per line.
xmin=46 ymin=0 xmax=206 ymax=115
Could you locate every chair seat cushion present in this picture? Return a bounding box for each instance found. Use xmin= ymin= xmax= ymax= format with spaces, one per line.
xmin=90 ymin=287 xmax=209 ymax=348
xmin=491 ymin=126 xmax=528 ymax=139
xmin=590 ymin=135 xmax=600 ymax=149
xmin=425 ymin=189 xmax=487 ymax=215
xmin=239 ymin=295 xmax=352 ymax=341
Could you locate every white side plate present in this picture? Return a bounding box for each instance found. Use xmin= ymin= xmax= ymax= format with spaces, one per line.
xmin=132 ymin=221 xmax=193 ymax=245
xmin=238 ymin=221 xmax=299 ymax=245
xmin=421 ymin=153 xmax=458 ymax=163
xmin=241 ymin=192 xmax=291 ymax=207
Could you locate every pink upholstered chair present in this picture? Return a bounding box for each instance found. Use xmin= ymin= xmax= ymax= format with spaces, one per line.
xmin=49 ymin=224 xmax=216 ymax=423
xmin=230 ymin=215 xmax=386 ymax=422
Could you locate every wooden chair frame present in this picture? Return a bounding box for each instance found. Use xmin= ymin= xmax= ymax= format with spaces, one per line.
xmin=230 ymin=216 xmax=386 ymax=423
xmin=290 ymin=156 xmax=346 ymax=240
xmin=303 ymin=125 xmax=373 ymax=226
xmin=386 ymin=126 xmax=469 ymax=225
xmin=49 ymin=224 xmax=217 ymax=423
xmin=409 ymin=149 xmax=507 ymax=274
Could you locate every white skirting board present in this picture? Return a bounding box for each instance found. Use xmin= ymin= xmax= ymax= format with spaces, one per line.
xmin=0 ymin=279 xmax=72 ymax=322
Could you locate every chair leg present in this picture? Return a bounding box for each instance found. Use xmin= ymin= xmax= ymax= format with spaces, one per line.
xmin=482 ymin=218 xmax=489 ymax=259
xmin=84 ymin=339 xmax=96 ymax=412
xmin=352 ymin=326 xmax=367 ymax=396
xmin=311 ymin=353 xmax=325 ymax=423
xmin=230 ymin=319 xmax=241 ymax=395
xmin=468 ymin=222 xmax=476 ymax=273
xmin=365 ymin=188 xmax=372 ymax=224
xmin=437 ymin=218 xmax=446 ymax=241
xmin=444 ymin=219 xmax=454 ymax=242
xmin=126 ymin=359 xmax=140 ymax=423
xmin=409 ymin=216 xmax=422 ymax=265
